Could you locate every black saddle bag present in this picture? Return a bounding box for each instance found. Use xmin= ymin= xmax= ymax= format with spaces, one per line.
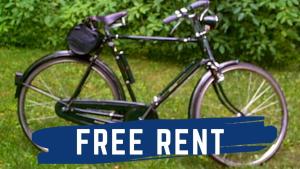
xmin=67 ymin=23 xmax=102 ymax=55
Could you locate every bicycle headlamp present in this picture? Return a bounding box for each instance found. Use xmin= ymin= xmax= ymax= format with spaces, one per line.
xmin=202 ymin=15 xmax=219 ymax=29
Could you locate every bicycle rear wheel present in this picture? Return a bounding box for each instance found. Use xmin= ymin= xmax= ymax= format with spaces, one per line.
xmin=17 ymin=56 xmax=124 ymax=151
xmin=191 ymin=62 xmax=288 ymax=166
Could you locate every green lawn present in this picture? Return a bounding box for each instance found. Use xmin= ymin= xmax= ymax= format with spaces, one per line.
xmin=0 ymin=47 xmax=299 ymax=169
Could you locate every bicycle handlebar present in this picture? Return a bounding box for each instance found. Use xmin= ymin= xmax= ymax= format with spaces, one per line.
xmin=163 ymin=0 xmax=210 ymax=24
xmin=163 ymin=15 xmax=178 ymax=24
xmin=190 ymin=0 xmax=210 ymax=9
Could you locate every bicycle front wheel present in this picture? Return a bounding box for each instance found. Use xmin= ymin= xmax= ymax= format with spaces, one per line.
xmin=191 ymin=62 xmax=288 ymax=166
xmin=18 ymin=56 xmax=124 ymax=151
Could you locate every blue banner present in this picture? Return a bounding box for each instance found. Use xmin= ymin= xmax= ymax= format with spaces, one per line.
xmin=33 ymin=116 xmax=276 ymax=164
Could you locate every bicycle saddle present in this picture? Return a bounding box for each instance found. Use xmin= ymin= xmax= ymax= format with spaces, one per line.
xmin=89 ymin=11 xmax=128 ymax=26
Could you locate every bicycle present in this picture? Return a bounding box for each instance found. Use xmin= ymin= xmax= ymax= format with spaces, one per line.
xmin=15 ymin=0 xmax=288 ymax=167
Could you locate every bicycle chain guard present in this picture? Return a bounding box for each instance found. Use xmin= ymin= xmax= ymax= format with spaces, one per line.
xmin=55 ymin=100 xmax=159 ymax=125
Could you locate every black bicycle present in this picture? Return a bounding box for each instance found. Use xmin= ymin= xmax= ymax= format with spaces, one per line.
xmin=15 ymin=0 xmax=288 ymax=167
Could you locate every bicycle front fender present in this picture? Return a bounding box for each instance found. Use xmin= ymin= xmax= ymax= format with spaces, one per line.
xmin=188 ymin=60 xmax=240 ymax=118
xmin=14 ymin=50 xmax=126 ymax=100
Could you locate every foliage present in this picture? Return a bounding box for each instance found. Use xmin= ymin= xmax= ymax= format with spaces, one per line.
xmin=0 ymin=0 xmax=299 ymax=65
xmin=210 ymin=0 xmax=300 ymax=65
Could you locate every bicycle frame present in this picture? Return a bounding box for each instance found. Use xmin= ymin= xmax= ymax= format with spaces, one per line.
xmin=65 ymin=17 xmax=243 ymax=120
xmin=105 ymin=34 xmax=207 ymax=104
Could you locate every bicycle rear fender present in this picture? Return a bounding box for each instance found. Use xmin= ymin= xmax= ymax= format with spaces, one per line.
xmin=188 ymin=60 xmax=239 ymax=118
xmin=14 ymin=50 xmax=125 ymax=99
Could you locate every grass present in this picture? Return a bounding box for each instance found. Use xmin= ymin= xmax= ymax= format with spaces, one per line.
xmin=0 ymin=47 xmax=300 ymax=169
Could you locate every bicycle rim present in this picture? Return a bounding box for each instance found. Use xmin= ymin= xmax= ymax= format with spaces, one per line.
xmin=194 ymin=63 xmax=288 ymax=166
xmin=18 ymin=57 xmax=120 ymax=151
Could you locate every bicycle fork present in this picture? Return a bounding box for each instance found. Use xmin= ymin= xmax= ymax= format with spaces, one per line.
xmin=207 ymin=61 xmax=246 ymax=117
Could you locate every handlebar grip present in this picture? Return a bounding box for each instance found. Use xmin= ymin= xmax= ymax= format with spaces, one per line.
xmin=189 ymin=0 xmax=210 ymax=10
xmin=163 ymin=0 xmax=210 ymax=24
xmin=163 ymin=15 xmax=178 ymax=24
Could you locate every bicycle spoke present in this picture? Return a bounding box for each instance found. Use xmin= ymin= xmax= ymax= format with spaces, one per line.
xmin=246 ymin=72 xmax=253 ymax=104
xmin=84 ymin=92 xmax=102 ymax=99
xmin=242 ymin=80 xmax=271 ymax=113
xmin=27 ymin=100 xmax=54 ymax=110
xmin=38 ymin=76 xmax=55 ymax=96
xmin=246 ymin=93 xmax=275 ymax=115
xmin=235 ymin=71 xmax=242 ymax=108
xmin=54 ymin=68 xmax=68 ymax=97
xmin=23 ymin=83 xmax=66 ymax=105
xmin=28 ymin=116 xmax=58 ymax=123
xmin=247 ymin=101 xmax=278 ymax=116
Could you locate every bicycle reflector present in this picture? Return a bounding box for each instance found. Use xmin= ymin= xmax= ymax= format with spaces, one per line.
xmin=67 ymin=23 xmax=103 ymax=55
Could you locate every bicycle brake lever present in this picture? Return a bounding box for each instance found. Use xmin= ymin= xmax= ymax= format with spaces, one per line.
xmin=169 ymin=19 xmax=183 ymax=36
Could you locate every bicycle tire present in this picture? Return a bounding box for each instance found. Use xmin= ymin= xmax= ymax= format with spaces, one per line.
xmin=190 ymin=62 xmax=288 ymax=166
xmin=17 ymin=56 xmax=124 ymax=151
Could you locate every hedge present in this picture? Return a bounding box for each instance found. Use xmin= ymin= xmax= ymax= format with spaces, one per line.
xmin=0 ymin=0 xmax=299 ymax=65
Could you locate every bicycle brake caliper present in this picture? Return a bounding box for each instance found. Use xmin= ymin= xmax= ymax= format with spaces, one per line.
xmin=207 ymin=61 xmax=224 ymax=83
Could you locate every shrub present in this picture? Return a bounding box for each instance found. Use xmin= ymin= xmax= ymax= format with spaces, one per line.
xmin=0 ymin=0 xmax=299 ymax=65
